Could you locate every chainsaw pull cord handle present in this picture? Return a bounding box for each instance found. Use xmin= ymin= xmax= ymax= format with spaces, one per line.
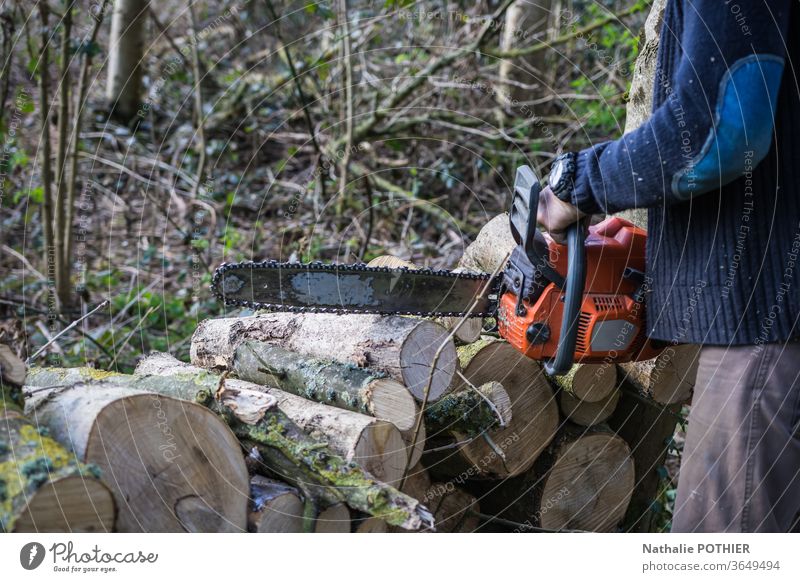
xmin=544 ymin=219 xmax=587 ymax=376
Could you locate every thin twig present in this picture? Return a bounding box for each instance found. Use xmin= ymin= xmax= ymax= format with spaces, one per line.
xmin=27 ymin=300 xmax=110 ymax=364
xmin=108 ymin=305 xmax=157 ymax=369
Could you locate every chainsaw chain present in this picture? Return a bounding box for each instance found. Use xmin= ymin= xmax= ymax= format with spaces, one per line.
xmin=211 ymin=260 xmax=500 ymax=317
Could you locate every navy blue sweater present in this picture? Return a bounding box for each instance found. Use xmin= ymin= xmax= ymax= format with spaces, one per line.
xmin=569 ymin=0 xmax=800 ymax=345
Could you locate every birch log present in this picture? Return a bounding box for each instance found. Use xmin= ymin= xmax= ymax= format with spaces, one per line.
xmin=472 ymin=427 xmax=635 ymax=532
xmin=248 ymin=476 xmax=305 ymax=533
xmin=24 ymin=368 xmax=249 ymax=532
xmin=619 ymin=344 xmax=700 ymax=405
xmin=133 ymin=355 xmax=431 ymax=530
xmin=551 ymin=363 xmax=618 ymax=403
xmin=224 ymin=340 xmax=416 ymax=431
xmin=425 ymin=381 xmax=512 ymax=438
xmin=559 ymin=388 xmax=620 ymax=427
xmin=138 ymin=353 xmax=409 ymax=485
xmin=191 ymin=313 xmax=457 ymax=402
xmin=1 ymin=385 xmax=115 ymax=533
xmin=425 ymin=337 xmax=559 ymax=479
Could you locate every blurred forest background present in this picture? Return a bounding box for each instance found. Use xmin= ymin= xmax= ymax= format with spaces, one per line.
xmin=0 ymin=0 xmax=649 ymax=371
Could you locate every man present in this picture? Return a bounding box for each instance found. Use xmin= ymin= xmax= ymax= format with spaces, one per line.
xmin=537 ymin=0 xmax=800 ymax=532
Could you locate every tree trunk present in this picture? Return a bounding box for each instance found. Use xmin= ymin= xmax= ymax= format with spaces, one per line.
xmin=425 ymin=381 xmax=512 ymax=439
xmin=558 ymin=387 xmax=620 ymax=427
xmin=224 ymin=339 xmax=417 ymax=431
xmin=618 ymin=0 xmax=668 ymax=228
xmin=550 ymin=363 xmax=618 ymax=403
xmin=191 ymin=312 xmax=457 ymax=402
xmin=133 ymin=354 xmax=432 ymax=530
xmin=1 ymin=387 xmax=115 ymax=533
xmin=497 ymin=0 xmax=552 ymax=106
xmin=472 ymin=427 xmax=635 ymax=532
xmin=618 ymin=344 xmax=699 ymax=404
xmin=24 ymin=367 xmax=249 ymax=532
xmin=248 ymin=476 xmax=305 ymax=533
xmin=106 ymin=0 xmax=149 ymax=120
xmin=425 ymin=337 xmax=559 ymax=479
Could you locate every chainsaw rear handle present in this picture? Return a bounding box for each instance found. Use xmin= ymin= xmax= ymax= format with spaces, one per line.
xmin=510 ymin=166 xmax=587 ymax=376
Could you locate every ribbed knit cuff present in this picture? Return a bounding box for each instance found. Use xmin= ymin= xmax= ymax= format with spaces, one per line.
xmin=570 ymin=148 xmax=604 ymax=215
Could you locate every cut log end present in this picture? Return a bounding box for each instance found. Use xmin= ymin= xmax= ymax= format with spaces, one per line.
xmin=400 ymin=321 xmax=457 ymax=402
xmin=12 ymin=476 xmax=115 ymax=533
xmin=540 ymin=432 xmax=635 ymax=532
xmin=353 ymin=419 xmax=409 ymax=485
xmin=569 ymin=364 xmax=618 ymax=403
xmin=314 ymin=503 xmax=351 ymax=533
xmin=248 ymin=476 xmax=305 ymax=533
xmin=369 ymin=378 xmax=417 ymax=432
xmin=559 ymin=388 xmax=621 ymax=427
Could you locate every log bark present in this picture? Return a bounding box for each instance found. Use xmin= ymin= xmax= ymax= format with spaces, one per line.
xmin=106 ymin=0 xmax=148 ymax=120
xmin=226 ymin=339 xmax=417 ymax=431
xmin=133 ymin=355 xmax=432 ymax=530
xmin=551 ymin=363 xmax=618 ymax=403
xmin=558 ymin=387 xmax=620 ymax=427
xmin=139 ymin=352 xmax=408 ymax=485
xmin=191 ymin=313 xmax=457 ymax=402
xmin=619 ymin=344 xmax=700 ymax=404
xmin=24 ymin=367 xmax=249 ymax=532
xmin=1 ymin=386 xmax=115 ymax=533
xmin=425 ymin=381 xmax=512 ymax=439
xmin=618 ymin=0 xmax=668 ymax=228
xmin=0 ymin=344 xmax=26 ymax=385
xmin=425 ymin=337 xmax=559 ymax=479
xmin=471 ymin=427 xmax=635 ymax=532
xmin=367 ymin=255 xmax=483 ymax=344
xmin=248 ymin=476 xmax=305 ymax=533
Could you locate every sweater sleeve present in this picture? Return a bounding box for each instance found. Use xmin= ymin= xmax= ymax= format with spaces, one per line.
xmin=570 ymin=0 xmax=791 ymax=215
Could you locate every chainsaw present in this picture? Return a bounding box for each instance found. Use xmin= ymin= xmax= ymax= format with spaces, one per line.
xmin=211 ymin=166 xmax=663 ymax=375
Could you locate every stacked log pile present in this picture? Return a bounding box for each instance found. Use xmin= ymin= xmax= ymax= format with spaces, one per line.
xmin=1 ymin=213 xmax=695 ymax=533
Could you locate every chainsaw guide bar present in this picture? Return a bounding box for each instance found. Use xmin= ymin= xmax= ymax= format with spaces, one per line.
xmin=211 ymin=260 xmax=499 ymax=317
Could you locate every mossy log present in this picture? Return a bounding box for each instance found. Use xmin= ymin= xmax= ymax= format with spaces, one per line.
xmin=24 ymin=367 xmax=249 ymax=532
xmin=425 ymin=381 xmax=511 ymax=439
xmin=139 ymin=353 xmax=408 ymax=485
xmin=558 ymin=388 xmax=620 ymax=427
xmin=132 ymin=355 xmax=432 ymax=530
xmin=469 ymin=426 xmax=635 ymax=532
xmin=1 ymin=386 xmax=115 ymax=533
xmin=550 ymin=363 xmax=618 ymax=403
xmin=191 ymin=312 xmax=457 ymax=402
xmin=619 ymin=344 xmax=700 ymax=404
xmin=227 ymin=340 xmax=417 ymax=431
xmin=425 ymin=337 xmax=559 ymax=479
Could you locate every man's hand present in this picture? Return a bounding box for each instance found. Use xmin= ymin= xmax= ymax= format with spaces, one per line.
xmin=536 ymin=185 xmax=587 ymax=243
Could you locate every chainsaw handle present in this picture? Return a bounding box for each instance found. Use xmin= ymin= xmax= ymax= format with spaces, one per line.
xmin=544 ymin=219 xmax=587 ymax=376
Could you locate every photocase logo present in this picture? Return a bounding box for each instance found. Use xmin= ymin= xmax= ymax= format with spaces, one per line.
xmin=19 ymin=542 xmax=46 ymax=570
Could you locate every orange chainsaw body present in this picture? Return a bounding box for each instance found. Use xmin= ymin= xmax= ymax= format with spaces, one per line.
xmin=497 ymin=216 xmax=662 ymax=364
